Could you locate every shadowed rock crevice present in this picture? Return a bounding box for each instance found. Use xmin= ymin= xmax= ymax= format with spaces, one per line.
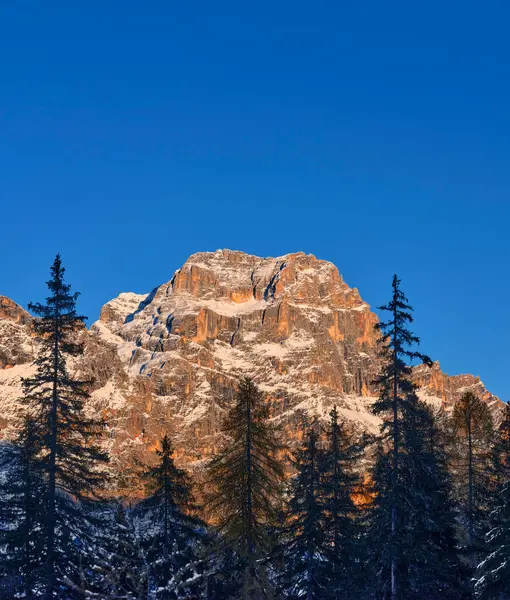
xmin=124 ymin=286 xmax=160 ymax=324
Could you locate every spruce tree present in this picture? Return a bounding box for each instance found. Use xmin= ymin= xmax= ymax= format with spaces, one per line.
xmin=0 ymin=418 xmax=46 ymax=599
xmin=206 ymin=377 xmax=285 ymax=599
xmin=369 ymin=274 xmax=464 ymax=599
xmin=402 ymin=402 xmax=466 ymax=599
xmin=492 ymin=402 xmax=510 ymax=489
xmin=368 ymin=400 xmax=466 ymax=600
xmin=367 ymin=441 xmax=394 ymax=600
xmin=320 ymin=407 xmax=364 ymax=599
xmin=451 ymin=391 xmax=495 ymax=569
xmin=204 ymin=543 xmax=245 ymax=600
xmin=279 ymin=423 xmax=327 ymax=599
xmin=135 ymin=433 xmax=205 ymax=599
xmin=279 ymin=412 xmax=364 ymax=599
xmin=88 ymin=501 xmax=147 ymax=599
xmin=21 ymin=255 xmax=109 ymax=599
xmin=371 ymin=274 xmax=432 ymax=600
xmin=474 ymin=403 xmax=510 ymax=599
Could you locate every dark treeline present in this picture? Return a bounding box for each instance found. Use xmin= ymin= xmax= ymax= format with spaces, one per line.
xmin=1 ymin=258 xmax=510 ymax=599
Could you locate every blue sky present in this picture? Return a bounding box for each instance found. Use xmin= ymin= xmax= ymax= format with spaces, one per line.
xmin=1 ymin=2 xmax=509 ymax=399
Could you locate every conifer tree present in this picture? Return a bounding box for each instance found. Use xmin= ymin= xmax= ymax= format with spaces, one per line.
xmin=206 ymin=377 xmax=285 ymax=599
xmin=367 ymin=441 xmax=393 ymax=600
xmin=135 ymin=433 xmax=205 ymax=599
xmin=279 ymin=423 xmax=327 ymax=599
xmin=492 ymin=402 xmax=510 ymax=489
xmin=320 ymin=407 xmax=364 ymax=599
xmin=369 ymin=400 xmax=466 ymax=600
xmin=279 ymin=412 xmax=364 ymax=599
xmin=88 ymin=502 xmax=147 ymax=599
xmin=474 ymin=403 xmax=510 ymax=599
xmin=204 ymin=546 xmax=245 ymax=600
xmin=21 ymin=255 xmax=109 ymax=599
xmin=0 ymin=418 xmax=46 ymax=599
xmin=369 ymin=274 xmax=464 ymax=599
xmin=402 ymin=402 xmax=466 ymax=599
xmin=451 ymin=391 xmax=495 ymax=568
xmin=371 ymin=274 xmax=432 ymax=600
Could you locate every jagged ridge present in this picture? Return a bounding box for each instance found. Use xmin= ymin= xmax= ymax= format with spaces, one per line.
xmin=0 ymin=251 xmax=503 ymax=492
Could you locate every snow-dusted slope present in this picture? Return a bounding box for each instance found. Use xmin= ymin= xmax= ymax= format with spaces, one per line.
xmin=91 ymin=251 xmax=382 ymax=451
xmin=0 ymin=251 xmax=504 ymax=491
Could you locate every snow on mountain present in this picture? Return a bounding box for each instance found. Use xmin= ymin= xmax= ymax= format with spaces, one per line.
xmin=0 ymin=251 xmax=503 ymax=492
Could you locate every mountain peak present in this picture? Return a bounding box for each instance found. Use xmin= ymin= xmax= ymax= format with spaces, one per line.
xmin=0 ymin=252 xmax=504 ymax=492
xmin=169 ymin=249 xmax=362 ymax=311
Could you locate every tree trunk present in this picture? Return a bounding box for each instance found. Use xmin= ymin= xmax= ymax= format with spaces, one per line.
xmin=163 ymin=462 xmax=169 ymax=596
xmin=245 ymin=392 xmax=255 ymax=592
xmin=24 ymin=461 xmax=34 ymax=600
xmin=391 ymin=295 xmax=399 ymax=600
xmin=467 ymin=417 xmax=474 ymax=567
xmin=307 ymin=441 xmax=316 ymax=600
xmin=45 ymin=319 xmax=59 ymax=600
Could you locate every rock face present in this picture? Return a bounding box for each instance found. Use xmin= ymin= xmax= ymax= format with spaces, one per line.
xmin=0 ymin=296 xmax=34 ymax=369
xmin=0 ymin=250 xmax=504 ymax=490
xmin=415 ymin=362 xmax=503 ymax=416
xmin=0 ymin=296 xmax=32 ymax=325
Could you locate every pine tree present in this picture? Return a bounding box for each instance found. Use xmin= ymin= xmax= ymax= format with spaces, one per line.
xmin=88 ymin=502 xmax=147 ymax=599
xmin=451 ymin=391 xmax=495 ymax=568
xmin=279 ymin=412 xmax=364 ymax=599
xmin=369 ymin=274 xmax=464 ymax=599
xmin=371 ymin=274 xmax=432 ymax=600
xmin=320 ymin=407 xmax=365 ymax=600
xmin=474 ymin=403 xmax=510 ymax=599
xmin=367 ymin=441 xmax=393 ymax=600
xmin=204 ymin=545 xmax=244 ymax=600
xmin=0 ymin=418 xmax=46 ymax=599
xmin=368 ymin=400 xmax=466 ymax=600
xmin=21 ymin=254 xmax=109 ymax=599
xmin=492 ymin=402 xmax=510 ymax=489
xmin=111 ymin=504 xmax=147 ymax=599
xmin=206 ymin=377 xmax=285 ymax=599
xmin=403 ymin=402 xmax=466 ymax=599
xmin=279 ymin=423 xmax=327 ymax=599
xmin=135 ymin=433 xmax=205 ymax=599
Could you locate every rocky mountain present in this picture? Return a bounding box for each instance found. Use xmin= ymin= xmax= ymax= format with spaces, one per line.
xmin=0 ymin=250 xmax=503 ymax=491
xmin=0 ymin=297 xmax=34 ymax=368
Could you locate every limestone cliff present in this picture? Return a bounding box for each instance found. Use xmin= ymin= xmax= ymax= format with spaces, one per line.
xmin=0 ymin=251 xmax=504 ymax=491
xmin=0 ymin=296 xmax=34 ymax=369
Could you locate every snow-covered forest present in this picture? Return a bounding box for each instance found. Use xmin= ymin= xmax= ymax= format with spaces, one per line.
xmin=1 ymin=257 xmax=509 ymax=600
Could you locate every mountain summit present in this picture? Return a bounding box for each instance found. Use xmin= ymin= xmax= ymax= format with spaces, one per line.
xmin=0 ymin=251 xmax=502 ymax=488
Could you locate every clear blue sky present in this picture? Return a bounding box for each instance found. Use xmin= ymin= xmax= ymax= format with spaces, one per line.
xmin=1 ymin=2 xmax=509 ymax=399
